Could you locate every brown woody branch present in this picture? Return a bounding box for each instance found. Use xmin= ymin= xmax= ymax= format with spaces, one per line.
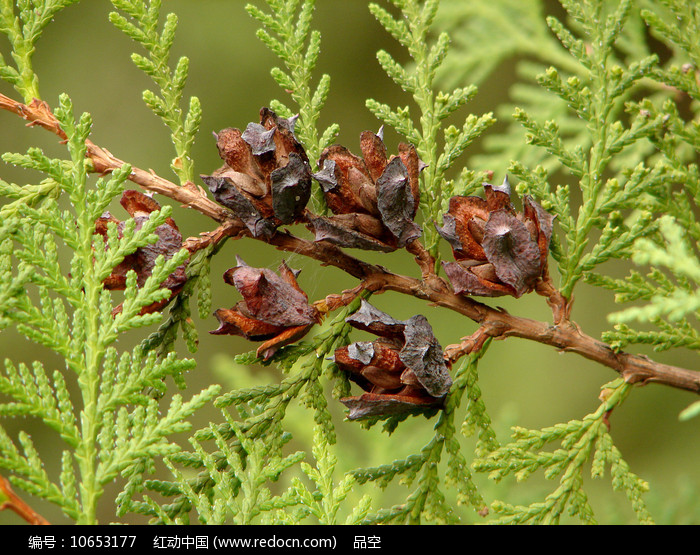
xmin=258 ymin=221 xmax=700 ymax=395
xmin=0 ymin=94 xmax=232 ymax=224
xmin=3 ymin=94 xmax=700 ymax=395
xmin=444 ymin=326 xmax=493 ymax=364
xmin=0 ymin=475 xmax=49 ymax=525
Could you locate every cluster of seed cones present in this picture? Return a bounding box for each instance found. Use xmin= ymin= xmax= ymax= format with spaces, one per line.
xmin=96 ymin=108 xmax=555 ymax=421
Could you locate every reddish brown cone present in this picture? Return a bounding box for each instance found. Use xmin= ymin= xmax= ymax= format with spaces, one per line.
xmin=210 ymin=257 xmax=321 ymax=360
xmin=94 ymin=190 xmax=187 ymax=315
xmin=201 ymin=108 xmax=312 ymax=237
xmin=308 ymin=128 xmax=424 ymax=252
xmin=436 ymin=177 xmax=554 ymax=298
xmin=335 ymin=300 xmax=452 ymax=420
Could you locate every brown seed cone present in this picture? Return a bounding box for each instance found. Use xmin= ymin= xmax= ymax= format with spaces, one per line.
xmin=436 ymin=178 xmax=555 ymax=298
xmin=310 ymin=128 xmax=424 ymax=251
xmin=336 ymin=300 xmax=452 ymax=420
xmin=202 ymin=108 xmax=312 ymax=237
xmin=210 ymin=257 xmax=321 ymax=360
xmin=94 ymin=190 xmax=188 ymax=315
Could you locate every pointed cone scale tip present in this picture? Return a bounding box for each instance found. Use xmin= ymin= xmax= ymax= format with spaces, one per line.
xmin=289 ymin=265 xmax=302 ymax=279
xmin=495 ymin=174 xmax=511 ymax=195
xmin=241 ymin=123 xmax=276 ymax=155
xmin=377 ymin=125 xmax=384 ymax=141
xmin=278 ymin=258 xmax=301 ymax=278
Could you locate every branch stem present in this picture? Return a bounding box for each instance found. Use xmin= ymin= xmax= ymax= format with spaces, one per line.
xmin=262 ymin=230 xmax=700 ymax=394
xmin=0 ymin=476 xmax=49 ymax=525
xmin=3 ymin=93 xmax=700 ymax=395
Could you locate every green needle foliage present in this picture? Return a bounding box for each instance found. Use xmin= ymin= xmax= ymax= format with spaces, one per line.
xmin=247 ymin=0 xmax=338 ymax=211
xmin=504 ymin=0 xmax=667 ymax=299
xmin=0 ymin=94 xmax=219 ymax=524
xmin=109 ymin=0 xmax=202 ymax=185
xmin=1 ymin=0 xmax=700 ymax=526
xmin=124 ymin=296 xmax=361 ymax=524
xmin=0 ymin=0 xmax=81 ymax=101
xmin=474 ymin=379 xmax=652 ymax=524
xmin=366 ymin=0 xmax=496 ymax=256
xmin=584 ymin=2 xmax=700 ymax=421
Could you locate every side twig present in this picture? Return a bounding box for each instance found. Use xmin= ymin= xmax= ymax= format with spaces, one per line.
xmin=0 ymin=475 xmax=49 ymax=525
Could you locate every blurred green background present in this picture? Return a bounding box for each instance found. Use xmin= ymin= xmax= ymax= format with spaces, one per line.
xmin=0 ymin=0 xmax=699 ymax=524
